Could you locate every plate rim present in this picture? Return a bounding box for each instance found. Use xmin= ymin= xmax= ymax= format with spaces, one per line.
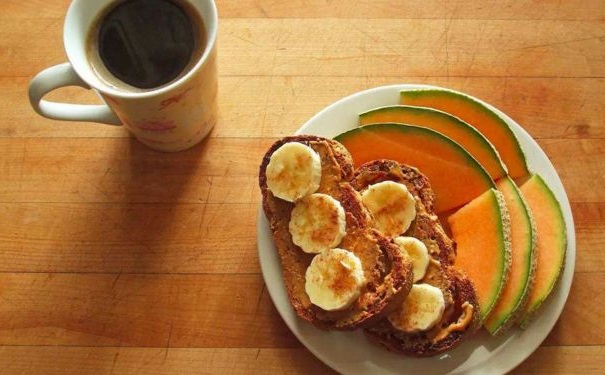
xmin=257 ymin=83 xmax=576 ymax=375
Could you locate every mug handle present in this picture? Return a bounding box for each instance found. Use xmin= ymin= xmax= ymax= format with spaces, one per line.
xmin=28 ymin=62 xmax=121 ymax=125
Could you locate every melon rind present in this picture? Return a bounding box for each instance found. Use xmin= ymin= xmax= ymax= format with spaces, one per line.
xmin=334 ymin=123 xmax=495 ymax=213
xmin=449 ymin=188 xmax=512 ymax=324
xmin=517 ymin=174 xmax=567 ymax=328
xmin=400 ymin=88 xmax=530 ymax=179
xmin=484 ymin=176 xmax=538 ymax=335
xmin=358 ymin=105 xmax=508 ymax=180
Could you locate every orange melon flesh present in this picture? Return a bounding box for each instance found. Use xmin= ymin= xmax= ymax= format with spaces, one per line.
xmin=359 ymin=105 xmax=508 ymax=180
xmin=449 ymin=188 xmax=511 ymax=322
xmin=518 ymin=174 xmax=566 ymax=326
xmin=400 ymin=89 xmax=530 ymax=179
xmin=334 ymin=123 xmax=495 ymax=213
xmin=484 ymin=176 xmax=536 ymax=335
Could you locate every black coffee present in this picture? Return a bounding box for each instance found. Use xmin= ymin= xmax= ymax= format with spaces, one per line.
xmin=89 ymin=0 xmax=204 ymax=90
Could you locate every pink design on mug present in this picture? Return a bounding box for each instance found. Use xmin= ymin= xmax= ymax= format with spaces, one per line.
xmin=159 ymin=87 xmax=193 ymax=110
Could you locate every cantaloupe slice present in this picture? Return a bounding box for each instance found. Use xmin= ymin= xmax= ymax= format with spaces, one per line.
xmin=517 ymin=174 xmax=566 ymax=327
xmin=400 ymin=88 xmax=530 ymax=179
xmin=484 ymin=176 xmax=537 ymax=335
xmin=448 ymin=188 xmax=512 ymax=323
xmin=334 ymin=123 xmax=495 ymax=213
xmin=359 ymin=105 xmax=508 ymax=180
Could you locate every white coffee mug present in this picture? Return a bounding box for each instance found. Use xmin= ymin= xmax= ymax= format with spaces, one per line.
xmin=28 ymin=0 xmax=218 ymax=152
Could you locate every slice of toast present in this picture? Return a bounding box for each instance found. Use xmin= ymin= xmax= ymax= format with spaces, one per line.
xmin=351 ymin=160 xmax=481 ymax=356
xmin=349 ymin=159 xmax=456 ymax=266
xmin=366 ymin=266 xmax=480 ymax=356
xmin=259 ymin=136 xmax=414 ymax=330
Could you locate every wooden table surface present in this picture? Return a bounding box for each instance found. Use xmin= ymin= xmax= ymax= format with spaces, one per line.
xmin=1 ymin=0 xmax=604 ymax=373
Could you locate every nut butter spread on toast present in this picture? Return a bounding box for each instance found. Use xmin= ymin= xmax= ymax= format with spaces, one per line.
xmin=259 ymin=136 xmax=414 ymax=330
xmin=352 ymin=160 xmax=481 ymax=356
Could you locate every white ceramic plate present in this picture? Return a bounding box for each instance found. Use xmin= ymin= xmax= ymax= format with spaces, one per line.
xmin=257 ymin=84 xmax=575 ymax=375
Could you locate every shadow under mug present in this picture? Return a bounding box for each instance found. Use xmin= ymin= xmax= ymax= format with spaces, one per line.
xmin=28 ymin=0 xmax=219 ymax=152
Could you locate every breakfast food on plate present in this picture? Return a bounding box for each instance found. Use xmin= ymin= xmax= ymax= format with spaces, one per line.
xmin=448 ymin=188 xmax=512 ymax=323
xmin=334 ymin=123 xmax=495 ymax=213
xmin=360 ymin=180 xmax=417 ymax=237
xmin=354 ymin=96 xmax=563 ymax=336
xmin=265 ymin=141 xmax=322 ymax=202
xmin=484 ymin=176 xmax=537 ymax=335
xmin=258 ymin=88 xmax=568 ymax=358
xmin=289 ymin=193 xmax=346 ymax=254
xmin=399 ymin=88 xmax=530 ymax=179
xmin=394 ymin=237 xmax=429 ymax=283
xmin=305 ymin=247 xmax=366 ymax=311
xmin=359 ymin=105 xmax=507 ymax=180
xmin=389 ymin=283 xmax=446 ymax=333
xmin=351 ymin=160 xmax=480 ymax=356
xmin=368 ymin=266 xmax=480 ymax=356
xmin=259 ymin=136 xmax=414 ymax=330
xmin=350 ymin=159 xmax=457 ymax=266
xmin=517 ymin=174 xmax=566 ymax=327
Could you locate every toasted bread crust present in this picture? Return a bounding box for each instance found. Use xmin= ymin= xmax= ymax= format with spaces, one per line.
xmin=259 ymin=136 xmax=414 ymax=330
xmin=366 ymin=267 xmax=480 ymax=357
xmin=352 ymin=160 xmax=480 ymax=356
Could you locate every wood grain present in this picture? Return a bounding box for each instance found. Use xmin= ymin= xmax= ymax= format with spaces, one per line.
xmin=1 ymin=137 xmax=603 ymax=204
xmin=0 ymin=137 xmax=603 ymax=277
xmin=3 ymin=77 xmax=603 ymax=139
xmin=0 ymin=273 xmax=601 ymax=348
xmin=1 ymin=0 xmax=603 ymax=373
xmin=0 ymin=273 xmax=299 ymax=348
xmin=3 ymin=0 xmax=605 ymax=21
xmin=216 ymin=0 xmax=605 ymax=21
xmin=0 ymin=203 xmax=260 ymax=273
xmin=3 ymin=19 xmax=604 ymax=79
xmin=542 ymin=273 xmax=605 ymax=346
xmin=537 ymin=139 xmax=605 ymax=203
xmin=0 ymin=345 xmax=602 ymax=374
xmin=0 ymin=137 xmax=272 ymax=179
xmin=0 ymin=201 xmax=603 ymax=274
xmin=512 ymin=346 xmax=605 ymax=374
xmin=0 ymin=347 xmax=335 ymax=375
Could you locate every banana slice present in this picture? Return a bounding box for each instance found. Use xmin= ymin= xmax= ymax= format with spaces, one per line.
xmin=388 ymin=283 xmax=445 ymax=333
xmin=305 ymin=248 xmax=366 ymax=311
xmin=394 ymin=236 xmax=430 ymax=282
xmin=360 ymin=180 xmax=416 ymax=237
xmin=289 ymin=193 xmax=347 ymax=254
xmin=266 ymin=142 xmax=322 ymax=202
